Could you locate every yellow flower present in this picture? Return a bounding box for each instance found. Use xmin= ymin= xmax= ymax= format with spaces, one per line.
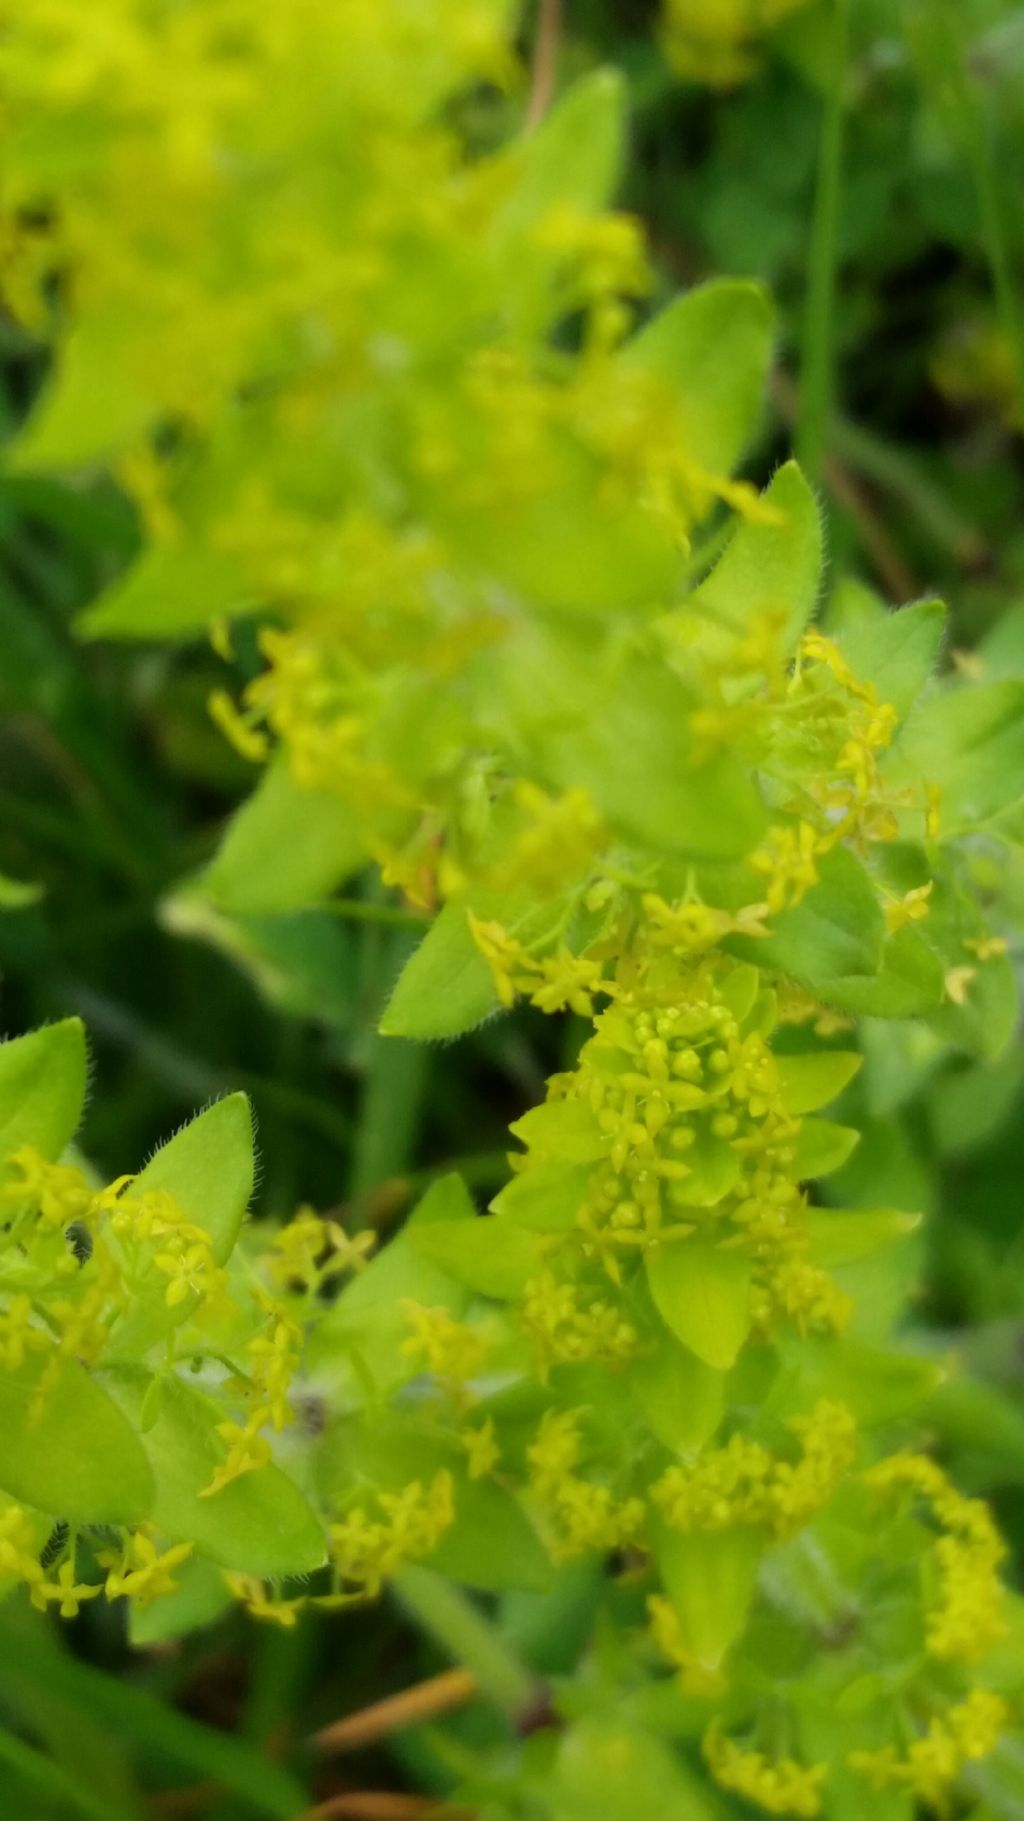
xmin=328 ymin=1473 xmax=455 ymax=1601
xmin=864 ymin=1453 xmax=1006 ymax=1663
xmin=104 ymin=1531 xmax=193 ymax=1607
xmin=1 ymin=1147 xmax=95 ymax=1229
xmin=884 ymin=881 xmax=933 ymax=934
xmin=461 ymin=1418 xmax=500 ymax=1480
xmin=964 ymin=933 xmax=1008 ymax=962
xmin=467 ymin=915 xmax=534 ymax=1008
xmin=653 ymin=1401 xmax=857 ymax=1541
xmin=31 ymin=1559 xmax=102 ymax=1620
xmin=850 ymin=1688 xmax=1007 ymax=1808
xmin=201 ymin=1415 xmax=273 ymax=1498
xmin=521 ymin=1271 xmax=637 ymax=1377
xmin=526 ymin=1409 xmax=645 ymax=1561
xmin=225 ymin=1574 xmax=308 ymax=1628
xmin=750 ymin=822 xmax=821 ymax=914
xmin=0 ymin=1293 xmax=50 ymax=1371
xmin=944 ymin=965 xmax=976 ymax=1006
xmin=401 ymin=1302 xmax=486 ymax=1388
xmin=704 ymin=1719 xmax=826 ymax=1817
xmin=0 ymin=1505 xmax=44 ymax=1589
xmin=270 ymin=1209 xmax=374 ymax=1291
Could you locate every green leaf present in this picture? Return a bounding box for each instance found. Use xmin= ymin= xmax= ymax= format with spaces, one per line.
xmin=653 ymin=1519 xmax=762 ymax=1665
xmin=495 ymin=70 xmax=626 ymax=237
xmin=523 ymin=643 xmax=767 ymax=861
xmin=632 ymin=1338 xmax=725 ymax=1453
xmin=776 ymin=1051 xmax=862 ymax=1115
xmin=200 ymin=755 xmax=364 ymax=915
xmin=836 ymin=597 xmax=946 ymax=722
xmin=105 ymin=1370 xmax=326 ymax=1576
xmin=380 ymin=902 xmax=501 ymax=1039
xmin=409 ymin=1216 xmax=546 ymax=1300
xmin=803 ymin=1206 xmax=921 ymax=1266
xmin=490 ymin=1161 xmax=593 ymax=1233
xmin=12 ymin=315 xmax=156 ymax=469
xmin=688 ymin=461 xmax=822 ymax=654
xmin=894 ymin=681 xmax=1024 ymax=831
xmin=79 ymin=543 xmax=251 ymax=641
xmin=106 ymin=1095 xmax=255 ymax=1361
xmin=779 ymin=1335 xmax=941 ymax=1429
xmin=622 ymin=279 xmax=775 ymax=478
xmin=667 ymin=1128 xmax=740 ymax=1207
xmin=824 ymin=927 xmax=945 ymax=1018
xmin=324 ymin=1414 xmax=551 ymax=1594
xmin=0 ymin=1357 xmax=154 ymax=1524
xmin=979 ymin=601 xmax=1024 ymax=682
xmin=0 ymin=1019 xmax=88 ymax=1175
xmin=728 ymin=846 xmax=884 ymax=987
xmin=509 ymin=1098 xmax=607 ymax=1162
xmin=794 ymin=1119 xmax=860 ymax=1179
xmin=130 ymin=1094 xmax=254 ymax=1264
xmin=128 ymin=1554 xmax=233 ymax=1646
xmin=921 ymin=1377 xmax=1024 ymax=1487
xmin=796 ymin=1697 xmax=914 ymax=1821
xmin=308 ymin=1175 xmax=472 ymax=1394
xmin=928 ymin=946 xmax=1019 ymax=1063
xmin=647 ymin=1240 xmax=751 ymax=1370
xmin=428 ymin=1476 xmax=553 ymax=1595
xmin=928 ymin=1046 xmax=1024 ymax=1157
xmin=549 ymin=1718 xmax=719 ymax=1821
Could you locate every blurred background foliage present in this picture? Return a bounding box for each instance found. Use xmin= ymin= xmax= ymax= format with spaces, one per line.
xmin=3 ymin=1 xmax=1024 ymax=1816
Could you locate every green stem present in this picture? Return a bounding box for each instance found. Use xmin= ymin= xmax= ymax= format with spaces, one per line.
xmin=394 ymin=1566 xmax=541 ymax=1722
xmin=797 ymin=0 xmax=851 ymax=483
xmin=349 ymin=922 xmax=430 ymax=1200
xmin=932 ymin=0 xmax=1024 ymax=425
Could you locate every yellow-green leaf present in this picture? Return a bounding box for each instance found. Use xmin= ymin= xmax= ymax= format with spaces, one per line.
xmin=106 ymin=1370 xmax=326 ymax=1577
xmin=647 ymin=1240 xmax=751 ymax=1370
xmin=653 ymin=1519 xmax=762 ymax=1665
xmin=0 ymin=1019 xmax=87 ymax=1176
xmin=0 ymin=1357 xmax=154 ymax=1525
xmin=776 ymin=1051 xmax=862 ymax=1116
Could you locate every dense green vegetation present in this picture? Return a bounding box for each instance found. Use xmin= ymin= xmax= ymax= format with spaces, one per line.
xmin=2 ymin=4 xmax=1024 ymax=1818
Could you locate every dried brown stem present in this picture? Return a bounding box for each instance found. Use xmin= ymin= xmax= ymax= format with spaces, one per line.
xmin=525 ymin=0 xmax=564 ymax=131
xmin=296 ymin=1797 xmax=473 ymax=1821
xmin=312 ymin=1669 xmax=479 ymax=1755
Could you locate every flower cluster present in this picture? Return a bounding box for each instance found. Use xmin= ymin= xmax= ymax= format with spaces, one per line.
xmin=2 ymin=6 xmax=1021 ymax=1818
xmin=850 ymin=1688 xmax=1008 ymax=1810
xmin=660 ymin=0 xmax=815 ymax=89
xmin=0 ymin=1146 xmax=227 ymax=1394
xmin=864 ymin=1452 xmax=1008 ymax=1664
xmin=652 ymin=1402 xmax=858 ymax=1542
xmin=326 ymin=1473 xmax=456 ymax=1604
xmin=499 ymin=948 xmax=853 ymax=1336
xmin=703 ymin=1721 xmax=826 ymax=1818
xmin=0 ymin=1502 xmax=194 ymax=1620
xmin=526 ymin=1410 xmax=645 ymax=1563
xmin=520 ymin=1271 xmax=639 ymax=1378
